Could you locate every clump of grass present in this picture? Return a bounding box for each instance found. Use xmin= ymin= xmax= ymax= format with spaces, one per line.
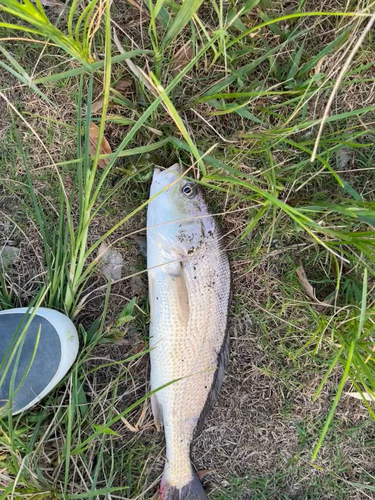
xmin=0 ymin=0 xmax=101 ymax=65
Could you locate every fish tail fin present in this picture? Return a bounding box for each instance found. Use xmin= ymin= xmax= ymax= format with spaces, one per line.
xmin=159 ymin=473 xmax=207 ymax=500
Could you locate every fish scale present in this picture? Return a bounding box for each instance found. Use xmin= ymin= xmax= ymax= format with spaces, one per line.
xmin=147 ymin=164 xmax=231 ymax=500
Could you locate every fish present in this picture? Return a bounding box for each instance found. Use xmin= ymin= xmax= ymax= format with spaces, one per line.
xmin=146 ymin=164 xmax=231 ymax=500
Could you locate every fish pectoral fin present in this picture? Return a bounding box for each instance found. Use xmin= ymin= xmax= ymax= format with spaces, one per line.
xmin=151 ymin=394 xmax=163 ymax=431
xmin=149 ymin=261 xmax=189 ymax=326
xmin=173 ymin=271 xmax=190 ymax=318
xmin=165 ymin=260 xmax=190 ymax=321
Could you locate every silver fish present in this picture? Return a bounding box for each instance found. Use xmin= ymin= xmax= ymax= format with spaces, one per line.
xmin=147 ymin=164 xmax=231 ymax=500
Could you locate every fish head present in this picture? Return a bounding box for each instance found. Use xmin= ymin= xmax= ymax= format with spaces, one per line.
xmin=151 ymin=163 xmax=206 ymax=208
xmin=148 ymin=164 xmax=216 ymax=256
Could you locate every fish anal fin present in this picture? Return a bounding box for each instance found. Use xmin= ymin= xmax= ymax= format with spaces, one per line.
xmin=151 ymin=393 xmax=163 ymax=431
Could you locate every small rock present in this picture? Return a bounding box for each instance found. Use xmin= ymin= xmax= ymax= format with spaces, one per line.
xmin=98 ymin=242 xmax=123 ymax=281
xmin=0 ymin=245 xmax=20 ymax=268
xmin=336 ymin=148 xmax=351 ymax=170
xmin=130 ymin=275 xmax=146 ymax=297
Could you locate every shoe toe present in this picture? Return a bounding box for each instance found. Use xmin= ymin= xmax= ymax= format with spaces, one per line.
xmin=0 ymin=308 xmax=78 ymax=415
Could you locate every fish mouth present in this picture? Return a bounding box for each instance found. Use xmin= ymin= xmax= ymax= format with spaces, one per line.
xmin=152 ymin=164 xmax=184 ymax=188
xmin=153 ymin=163 xmax=182 ymax=177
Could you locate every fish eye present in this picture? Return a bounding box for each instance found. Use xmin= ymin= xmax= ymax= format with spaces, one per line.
xmin=181 ymin=183 xmax=197 ymax=199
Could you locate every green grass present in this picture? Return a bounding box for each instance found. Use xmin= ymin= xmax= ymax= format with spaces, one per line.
xmin=0 ymin=0 xmax=375 ymax=498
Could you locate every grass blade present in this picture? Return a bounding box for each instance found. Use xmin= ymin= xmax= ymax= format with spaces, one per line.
xmin=312 ymin=340 xmax=355 ymax=461
xmin=161 ymin=0 xmax=204 ymax=49
xmin=150 ymin=73 xmax=207 ymax=176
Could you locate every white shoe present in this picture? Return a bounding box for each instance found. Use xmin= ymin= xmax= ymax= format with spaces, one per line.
xmin=0 ymin=307 xmax=79 ymax=415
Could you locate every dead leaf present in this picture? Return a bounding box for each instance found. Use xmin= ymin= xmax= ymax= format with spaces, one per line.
xmin=88 ymin=122 xmax=111 ymax=168
xmin=91 ymin=98 xmax=105 ymax=114
xmin=197 ymin=469 xmax=217 ymax=481
xmin=91 ymin=79 xmax=132 ymax=115
xmin=172 ymin=42 xmax=193 ymax=77
xmin=124 ymin=0 xmax=149 ymax=15
xmin=136 ymin=341 xmax=146 ymax=353
xmin=296 ymin=257 xmax=333 ymax=311
xmin=36 ymin=0 xmax=64 ymax=12
xmin=115 ymin=78 xmax=132 ymax=93
xmin=346 ymin=391 xmax=375 ymax=402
